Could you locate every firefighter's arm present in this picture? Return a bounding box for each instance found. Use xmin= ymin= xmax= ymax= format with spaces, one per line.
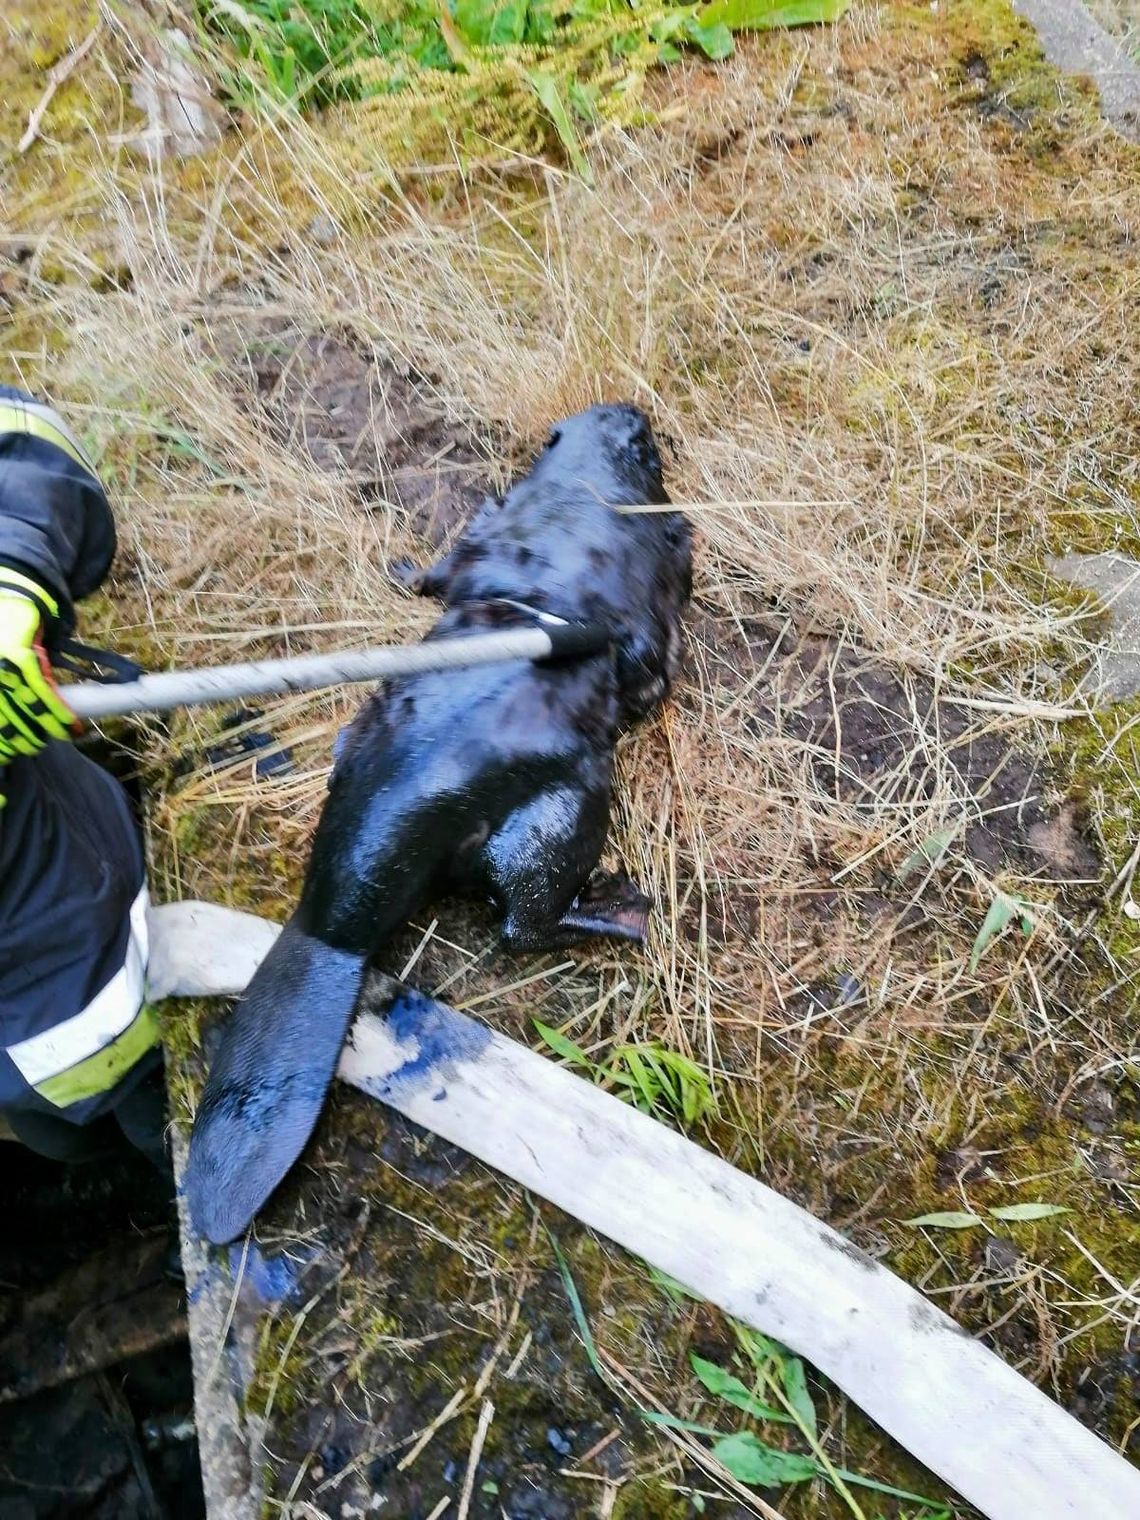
xmin=0 ymin=388 xmax=117 ymax=757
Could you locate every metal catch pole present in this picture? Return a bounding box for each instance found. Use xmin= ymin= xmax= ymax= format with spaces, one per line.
xmin=62 ymin=622 xmax=609 ymax=721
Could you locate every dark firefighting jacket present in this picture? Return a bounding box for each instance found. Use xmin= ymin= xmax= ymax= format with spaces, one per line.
xmin=0 ymin=385 xmax=153 ymax=1123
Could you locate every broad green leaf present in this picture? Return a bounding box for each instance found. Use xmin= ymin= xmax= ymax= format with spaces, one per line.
xmin=903 ymin=1211 xmax=984 ymax=1230
xmin=454 ymin=0 xmax=529 ymax=45
xmin=897 ymin=824 xmax=959 ymax=882
xmin=533 ymin=1020 xmax=594 ymax=1070
xmin=782 ymin=1356 xmax=817 ymax=1437
xmin=649 ymin=11 xmax=690 ymax=38
xmin=527 ymin=71 xmax=593 ymax=181
xmin=988 ymin=1202 xmax=1070 ymax=1221
xmin=711 ymin=1432 xmax=819 ymax=1486
xmin=690 ymin=1355 xmax=793 ymax=1423
xmin=487 ymin=0 xmax=529 ymax=43
xmin=969 ymin=892 xmax=1036 ymax=972
xmin=698 ymin=0 xmax=851 ymax=30
xmin=682 ymin=16 xmax=735 ymax=56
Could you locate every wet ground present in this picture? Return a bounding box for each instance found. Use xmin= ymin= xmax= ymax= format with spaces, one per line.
xmin=178 ymin=1036 xmax=760 ymax=1520
xmin=0 ymin=335 xmax=1124 ymax=1519
xmin=0 ymin=1137 xmax=201 ymax=1520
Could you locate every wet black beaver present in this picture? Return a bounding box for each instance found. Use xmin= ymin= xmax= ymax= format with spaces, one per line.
xmin=185 ymin=403 xmax=692 ymax=1244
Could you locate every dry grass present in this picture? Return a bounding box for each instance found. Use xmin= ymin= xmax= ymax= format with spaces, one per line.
xmin=4 ymin=0 xmax=1140 ymax=1507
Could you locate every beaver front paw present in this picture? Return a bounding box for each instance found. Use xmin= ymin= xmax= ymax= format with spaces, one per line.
xmin=566 ymin=866 xmax=652 ymax=943
xmin=389 ymin=557 xmax=426 ymax=592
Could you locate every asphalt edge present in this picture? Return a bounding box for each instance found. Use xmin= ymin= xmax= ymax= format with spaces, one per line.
xmin=1012 ymin=0 xmax=1140 ymax=138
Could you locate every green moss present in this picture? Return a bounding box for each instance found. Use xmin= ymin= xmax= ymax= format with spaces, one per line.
xmin=1060 ymin=694 xmax=1140 ymax=873
xmin=889 ymin=1085 xmax=1134 ymax=1363
xmin=156 ymin=997 xmax=210 ymax=1121
xmin=613 ymin=1479 xmax=689 ymax=1520
xmin=246 ymin=1309 xmax=317 ymax=1420
xmin=905 ymin=0 xmax=1099 ymax=130
xmin=1 ymin=3 xmax=142 ymax=260
xmin=1 ymin=3 xmax=100 ymax=134
xmin=1041 ymin=496 xmax=1140 ymax=564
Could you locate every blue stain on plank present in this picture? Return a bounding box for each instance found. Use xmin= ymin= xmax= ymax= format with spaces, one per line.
xmin=354 ymin=982 xmax=490 ymax=1103
xmin=228 ymin=1240 xmax=316 ymax=1306
xmin=187 ymin=1240 xmax=317 ymax=1308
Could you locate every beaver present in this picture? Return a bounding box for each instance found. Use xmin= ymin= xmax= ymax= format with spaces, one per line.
xmin=185 ymin=403 xmax=692 ymax=1244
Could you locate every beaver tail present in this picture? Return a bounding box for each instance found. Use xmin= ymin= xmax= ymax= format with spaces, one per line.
xmin=185 ymin=916 xmax=366 ymax=1243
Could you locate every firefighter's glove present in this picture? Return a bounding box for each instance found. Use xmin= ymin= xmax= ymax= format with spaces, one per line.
xmin=0 ymin=568 xmax=74 ymax=762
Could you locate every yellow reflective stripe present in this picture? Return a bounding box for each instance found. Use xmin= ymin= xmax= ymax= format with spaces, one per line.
xmin=0 ymin=567 xmax=61 ymax=619
xmin=0 ymin=399 xmax=97 ymax=476
xmin=6 ymin=888 xmax=150 ymax=1084
xmin=34 ymin=1003 xmax=160 ymax=1108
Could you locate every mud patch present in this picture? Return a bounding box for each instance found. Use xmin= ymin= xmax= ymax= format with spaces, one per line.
xmin=707 ymin=609 xmax=1100 ymax=882
xmin=1067 ymin=1350 xmax=1140 ymax=1446
xmin=225 ymin=323 xmax=497 ymax=548
xmin=0 ymin=1142 xmax=200 ymax=1519
xmin=194 ymin=1082 xmax=754 ymax=1520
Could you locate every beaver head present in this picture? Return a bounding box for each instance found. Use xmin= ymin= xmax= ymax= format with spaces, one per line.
xmin=517 ymin=403 xmax=689 ymax=719
xmin=405 ymin=402 xmax=691 ymax=722
xmin=533 ymin=402 xmax=668 ymax=510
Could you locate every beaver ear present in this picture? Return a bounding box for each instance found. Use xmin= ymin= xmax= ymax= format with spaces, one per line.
xmin=545 ymin=427 xmax=562 ymax=450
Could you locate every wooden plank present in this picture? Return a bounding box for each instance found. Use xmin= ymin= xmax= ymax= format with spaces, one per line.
xmin=171 ymin=1128 xmax=263 ymax=1520
xmin=150 ymin=903 xmax=1140 ymax=1520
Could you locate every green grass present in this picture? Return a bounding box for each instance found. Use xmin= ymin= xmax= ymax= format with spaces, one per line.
xmin=199 ymin=0 xmax=849 ymax=163
xmin=553 ymin=1240 xmax=954 ymax=1517
xmin=534 ymin=1020 xmax=717 ymax=1126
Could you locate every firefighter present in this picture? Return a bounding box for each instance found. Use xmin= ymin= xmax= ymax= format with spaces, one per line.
xmin=0 ymin=385 xmax=165 ymax=1167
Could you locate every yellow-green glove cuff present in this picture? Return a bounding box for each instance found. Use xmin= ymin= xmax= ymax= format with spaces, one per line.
xmin=0 ymin=565 xmax=60 ymax=622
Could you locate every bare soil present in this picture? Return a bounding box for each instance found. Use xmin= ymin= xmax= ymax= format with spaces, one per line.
xmin=226 ymin=321 xmax=497 ymax=548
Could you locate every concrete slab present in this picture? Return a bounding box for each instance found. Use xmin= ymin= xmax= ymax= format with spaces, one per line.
xmin=1013 ymin=0 xmax=1140 ymax=138
xmin=1052 ymin=551 xmax=1140 ymax=699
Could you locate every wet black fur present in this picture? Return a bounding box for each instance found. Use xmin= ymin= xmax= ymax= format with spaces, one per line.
xmin=185 ymin=404 xmax=692 ymax=1243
